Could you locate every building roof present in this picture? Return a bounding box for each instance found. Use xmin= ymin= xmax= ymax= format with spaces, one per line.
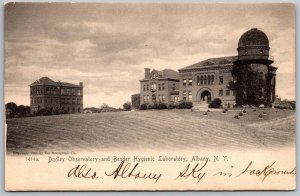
xmin=30 ymin=77 xmax=82 ymax=87
xmin=142 ymin=68 xmax=179 ymax=80
xmin=179 ymin=56 xmax=237 ymax=71
xmin=238 ymin=28 xmax=269 ymax=47
xmin=161 ymin=69 xmax=179 ymax=79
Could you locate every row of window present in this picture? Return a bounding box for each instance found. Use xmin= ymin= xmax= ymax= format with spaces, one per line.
xmin=31 ymin=97 xmax=83 ymax=104
xmin=31 ymin=88 xmax=82 ymax=96
xmin=143 ymin=83 xmax=165 ymax=91
xmin=61 ymin=89 xmax=82 ymax=96
xmin=182 ymin=76 xmax=224 ymax=86
xmin=219 ymin=89 xmax=233 ymax=96
xmin=143 ymin=94 xmax=166 ymax=102
xmin=181 ymin=89 xmax=233 ymax=100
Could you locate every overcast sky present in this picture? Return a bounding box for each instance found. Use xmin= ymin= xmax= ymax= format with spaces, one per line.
xmin=5 ymin=3 xmax=295 ymax=108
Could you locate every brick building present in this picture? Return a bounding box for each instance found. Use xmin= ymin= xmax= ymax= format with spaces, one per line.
xmin=30 ymin=77 xmax=83 ymax=113
xmin=138 ymin=28 xmax=277 ymax=107
xmin=140 ymin=68 xmax=180 ymax=104
xmin=178 ymin=56 xmax=237 ymax=106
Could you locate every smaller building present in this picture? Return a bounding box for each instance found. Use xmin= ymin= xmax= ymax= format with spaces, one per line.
xmin=131 ymin=93 xmax=141 ymax=109
xmin=30 ymin=77 xmax=83 ymax=113
xmin=140 ymin=68 xmax=180 ymax=104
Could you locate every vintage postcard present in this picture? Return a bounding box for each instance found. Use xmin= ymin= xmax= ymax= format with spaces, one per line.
xmin=4 ymin=3 xmax=296 ymax=191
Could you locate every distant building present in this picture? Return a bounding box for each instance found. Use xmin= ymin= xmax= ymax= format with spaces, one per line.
xmin=30 ymin=77 xmax=83 ymax=113
xmin=131 ymin=93 xmax=141 ymax=109
xmin=140 ymin=68 xmax=180 ymax=104
xmin=138 ymin=28 xmax=277 ymax=107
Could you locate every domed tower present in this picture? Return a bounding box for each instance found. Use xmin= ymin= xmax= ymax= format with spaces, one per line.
xmin=233 ymin=28 xmax=277 ymax=106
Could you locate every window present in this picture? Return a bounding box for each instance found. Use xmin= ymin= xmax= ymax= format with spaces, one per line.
xmin=200 ymin=76 xmax=203 ymax=85
xmin=259 ymin=88 xmax=264 ymax=98
xmin=226 ymin=90 xmax=230 ymax=96
xmin=147 ymin=95 xmax=150 ymax=101
xmin=197 ymin=76 xmax=200 ymax=85
xmin=219 ymin=76 xmax=223 ymax=84
xmin=146 ymin=85 xmax=149 ymax=91
xmin=188 ymin=79 xmax=192 ymax=86
xmin=219 ymin=89 xmax=223 ymax=96
xmin=151 ymin=84 xmax=157 ymax=90
xmin=143 ymin=85 xmax=146 ymax=91
xmin=188 ymin=91 xmax=192 ymax=101
xmin=152 ymin=94 xmax=156 ymax=101
xmin=183 ymin=79 xmax=187 ymax=86
xmin=204 ymin=76 xmax=207 ymax=85
xmin=162 ymin=95 xmax=165 ymax=101
xmin=158 ymin=95 xmax=161 ymax=101
xmin=208 ymin=75 xmax=211 ymax=85
xmin=183 ymin=91 xmax=187 ymax=100
xmin=211 ymin=75 xmax=215 ymax=84
xmin=172 ymin=83 xmax=176 ymax=91
xmin=158 ymin=84 xmax=161 ymax=90
xmin=174 ymin=96 xmax=178 ymax=102
xmin=162 ymin=83 xmax=165 ymax=90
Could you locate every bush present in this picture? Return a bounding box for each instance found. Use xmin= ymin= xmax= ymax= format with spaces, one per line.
xmin=139 ymin=104 xmax=147 ymax=110
xmin=157 ymin=102 xmax=167 ymax=110
xmin=167 ymin=102 xmax=176 ymax=109
xmin=208 ymin=98 xmax=222 ymax=108
xmin=123 ymin=102 xmax=132 ymax=111
xmin=36 ymin=108 xmax=52 ymax=116
xmin=176 ymin=101 xmax=193 ymax=109
xmin=234 ymin=115 xmax=239 ymax=119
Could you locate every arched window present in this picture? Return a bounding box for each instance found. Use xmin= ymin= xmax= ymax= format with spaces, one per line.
xmin=204 ymin=75 xmax=207 ymax=85
xmin=208 ymin=75 xmax=211 ymax=85
xmin=200 ymin=76 xmax=203 ymax=85
xmin=197 ymin=76 xmax=200 ymax=85
xmin=78 ymin=107 xmax=81 ymax=113
xmin=211 ymin=75 xmax=214 ymax=84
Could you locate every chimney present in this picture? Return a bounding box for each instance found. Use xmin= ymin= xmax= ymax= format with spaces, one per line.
xmin=144 ymin=68 xmax=150 ymax=79
xmin=79 ymin=82 xmax=83 ymax=86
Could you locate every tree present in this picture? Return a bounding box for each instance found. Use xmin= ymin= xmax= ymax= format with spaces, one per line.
xmin=123 ymin=102 xmax=132 ymax=111
xmin=5 ymin=102 xmax=18 ymax=118
xmin=16 ymin=105 xmax=31 ymax=117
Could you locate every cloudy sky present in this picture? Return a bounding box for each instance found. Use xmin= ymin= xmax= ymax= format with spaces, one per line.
xmin=5 ymin=3 xmax=295 ymax=108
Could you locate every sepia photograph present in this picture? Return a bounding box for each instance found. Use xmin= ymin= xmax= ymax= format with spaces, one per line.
xmin=4 ymin=2 xmax=296 ymax=191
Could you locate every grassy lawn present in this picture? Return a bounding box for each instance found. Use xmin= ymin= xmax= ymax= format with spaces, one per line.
xmin=6 ymin=108 xmax=295 ymax=153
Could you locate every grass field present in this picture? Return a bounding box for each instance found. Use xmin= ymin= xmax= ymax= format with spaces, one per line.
xmin=6 ymin=108 xmax=295 ymax=153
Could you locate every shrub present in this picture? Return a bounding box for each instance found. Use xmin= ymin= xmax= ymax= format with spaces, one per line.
xmin=147 ymin=103 xmax=153 ymax=109
xmin=243 ymin=110 xmax=247 ymax=113
xmin=167 ymin=102 xmax=176 ymax=109
xmin=258 ymin=114 xmax=263 ymax=118
xmin=209 ymin=98 xmax=222 ymax=108
xmin=222 ymin=109 xmax=227 ymax=113
xmin=36 ymin=108 xmax=52 ymax=116
xmin=99 ymin=104 xmax=119 ymax=112
xmin=203 ymin=112 xmax=208 ymax=115
xmin=139 ymin=103 xmax=147 ymax=110
xmin=157 ymin=102 xmax=167 ymax=110
xmin=176 ymin=101 xmax=193 ymax=109
xmin=207 ymin=110 xmax=210 ymax=113
xmin=234 ymin=115 xmax=239 ymax=119
xmin=123 ymin=102 xmax=132 ymax=111
xmin=238 ymin=112 xmax=243 ymax=117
